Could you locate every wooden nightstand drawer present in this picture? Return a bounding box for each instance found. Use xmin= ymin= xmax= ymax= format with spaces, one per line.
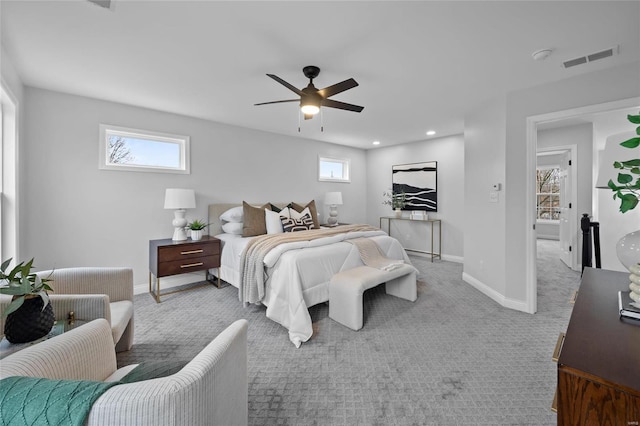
xmin=158 ymin=255 xmax=220 ymax=277
xmin=159 ymin=241 xmax=220 ymax=262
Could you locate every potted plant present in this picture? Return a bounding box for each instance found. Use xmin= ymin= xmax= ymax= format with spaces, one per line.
xmin=382 ymin=190 xmax=407 ymax=217
xmin=607 ymin=111 xmax=640 ymax=213
xmin=606 ymin=111 xmax=640 ymax=300
xmin=0 ymin=258 xmax=54 ymax=343
xmin=187 ymin=219 xmax=209 ymax=241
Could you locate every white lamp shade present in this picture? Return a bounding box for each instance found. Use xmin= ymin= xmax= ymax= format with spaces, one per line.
xmin=164 ymin=188 xmax=196 ymax=209
xmin=595 ymin=131 xmax=636 ymax=189
xmin=324 ymin=191 xmax=343 ymax=205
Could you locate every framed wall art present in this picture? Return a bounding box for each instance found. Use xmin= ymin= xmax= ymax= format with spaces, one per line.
xmin=392 ymin=161 xmax=437 ymax=211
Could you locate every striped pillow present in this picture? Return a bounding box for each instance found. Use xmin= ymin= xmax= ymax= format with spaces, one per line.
xmin=280 ymin=214 xmax=315 ymax=232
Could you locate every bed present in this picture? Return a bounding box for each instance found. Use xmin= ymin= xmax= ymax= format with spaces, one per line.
xmin=208 ymin=202 xmax=412 ymax=347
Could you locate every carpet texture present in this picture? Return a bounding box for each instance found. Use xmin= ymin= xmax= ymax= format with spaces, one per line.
xmin=117 ymin=240 xmax=580 ymax=425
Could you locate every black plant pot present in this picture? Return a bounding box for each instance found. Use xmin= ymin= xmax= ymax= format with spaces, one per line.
xmin=4 ymin=295 xmax=55 ymax=343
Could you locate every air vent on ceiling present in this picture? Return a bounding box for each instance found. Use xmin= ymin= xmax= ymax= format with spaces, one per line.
xmin=563 ymin=46 xmax=618 ymax=69
xmin=87 ymin=0 xmax=114 ymax=10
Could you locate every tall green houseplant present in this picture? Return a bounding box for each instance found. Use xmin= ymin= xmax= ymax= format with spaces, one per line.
xmin=608 ymin=112 xmax=640 ymax=213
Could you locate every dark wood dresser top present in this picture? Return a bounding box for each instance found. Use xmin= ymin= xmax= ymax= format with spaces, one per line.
xmin=559 ymin=267 xmax=640 ymax=395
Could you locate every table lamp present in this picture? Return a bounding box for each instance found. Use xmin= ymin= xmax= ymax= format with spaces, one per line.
xmin=164 ymin=188 xmax=196 ymax=241
xmin=325 ymin=192 xmax=343 ymax=226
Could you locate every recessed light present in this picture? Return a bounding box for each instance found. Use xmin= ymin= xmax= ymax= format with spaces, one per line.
xmin=372 ymin=141 xmax=380 ymax=145
xmin=426 ymin=130 xmax=436 ymax=136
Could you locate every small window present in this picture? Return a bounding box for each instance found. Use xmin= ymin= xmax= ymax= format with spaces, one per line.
xmin=536 ymin=167 xmax=561 ymax=221
xmin=99 ymin=124 xmax=190 ymax=174
xmin=319 ymin=156 xmax=350 ymax=182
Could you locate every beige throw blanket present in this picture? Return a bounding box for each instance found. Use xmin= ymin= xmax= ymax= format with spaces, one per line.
xmin=239 ymin=225 xmax=379 ymax=304
xmin=347 ymin=237 xmax=406 ymax=271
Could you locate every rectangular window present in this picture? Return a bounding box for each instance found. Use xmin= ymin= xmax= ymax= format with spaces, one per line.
xmin=99 ymin=124 xmax=190 ymax=174
xmin=536 ymin=167 xmax=560 ymax=221
xmin=318 ymin=156 xmax=350 ymax=182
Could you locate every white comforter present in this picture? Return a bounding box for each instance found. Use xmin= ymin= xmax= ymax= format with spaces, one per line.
xmin=255 ymin=230 xmax=410 ymax=347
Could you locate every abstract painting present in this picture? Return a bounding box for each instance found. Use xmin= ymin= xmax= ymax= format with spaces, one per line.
xmin=392 ymin=161 xmax=437 ymax=211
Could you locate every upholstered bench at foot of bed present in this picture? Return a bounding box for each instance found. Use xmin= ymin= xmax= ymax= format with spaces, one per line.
xmin=329 ymin=264 xmax=417 ymax=331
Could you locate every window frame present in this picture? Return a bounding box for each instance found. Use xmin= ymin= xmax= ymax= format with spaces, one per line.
xmin=536 ymin=165 xmax=561 ymax=223
xmin=99 ymin=124 xmax=190 ymax=174
xmin=318 ymin=156 xmax=350 ymax=183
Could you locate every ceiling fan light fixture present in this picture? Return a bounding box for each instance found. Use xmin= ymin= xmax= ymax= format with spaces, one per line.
xmin=300 ymin=103 xmax=320 ymax=115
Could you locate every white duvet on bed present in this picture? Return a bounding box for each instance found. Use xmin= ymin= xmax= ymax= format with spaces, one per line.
xmin=214 ymin=231 xmax=410 ymax=347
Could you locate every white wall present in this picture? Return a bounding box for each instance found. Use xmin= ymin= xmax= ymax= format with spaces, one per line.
xmin=365 ymin=135 xmax=464 ymax=261
xmin=21 ymin=87 xmax=367 ymax=286
xmin=504 ymin=61 xmax=640 ymax=304
xmin=463 ymin=97 xmax=508 ymax=304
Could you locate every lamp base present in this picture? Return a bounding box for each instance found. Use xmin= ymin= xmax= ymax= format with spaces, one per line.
xmin=327 ymin=205 xmax=338 ymax=226
xmin=172 ymin=209 xmax=188 ymax=241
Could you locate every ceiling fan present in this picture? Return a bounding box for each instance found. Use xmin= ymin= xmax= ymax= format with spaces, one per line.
xmin=255 ymin=66 xmax=364 ymax=120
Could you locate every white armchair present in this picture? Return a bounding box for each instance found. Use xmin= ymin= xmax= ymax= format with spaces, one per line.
xmin=0 ymin=318 xmax=249 ymax=426
xmin=35 ymin=267 xmax=135 ymax=352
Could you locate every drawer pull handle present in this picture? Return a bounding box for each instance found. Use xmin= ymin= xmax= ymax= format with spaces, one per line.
xmin=181 ymin=249 xmax=204 ymax=255
xmin=570 ymin=290 xmax=578 ymax=304
xmin=180 ymin=262 xmax=204 ymax=268
xmin=552 ymin=332 xmax=566 ymax=362
xmin=551 ymin=388 xmax=558 ymax=412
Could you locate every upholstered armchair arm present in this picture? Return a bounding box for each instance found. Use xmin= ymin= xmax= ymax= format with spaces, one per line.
xmin=88 ymin=319 xmax=249 ymax=426
xmin=0 ymin=319 xmax=117 ymax=382
xmin=37 ymin=267 xmax=134 ymax=303
xmin=48 ymin=294 xmax=111 ymax=323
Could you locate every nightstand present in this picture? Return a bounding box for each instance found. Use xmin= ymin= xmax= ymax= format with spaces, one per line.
xmin=149 ymin=235 xmax=222 ymax=303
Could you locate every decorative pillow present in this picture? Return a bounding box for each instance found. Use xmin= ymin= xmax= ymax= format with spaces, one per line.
xmin=289 ymin=207 xmax=311 ymax=220
xmin=270 ymin=203 xmax=292 ymax=213
xmin=291 ymin=200 xmax=319 ymax=229
xmin=280 ymin=213 xmax=315 ymax=232
xmin=219 ymin=206 xmax=243 ymax=223
xmin=242 ymin=202 xmax=271 ymax=237
xmin=222 ymin=222 xmax=243 ymax=235
xmin=265 ymin=208 xmax=292 ymax=234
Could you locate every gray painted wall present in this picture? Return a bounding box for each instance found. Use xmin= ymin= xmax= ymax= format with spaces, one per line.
xmin=365 ymin=135 xmax=464 ymax=261
xmin=21 ymin=87 xmax=367 ymax=286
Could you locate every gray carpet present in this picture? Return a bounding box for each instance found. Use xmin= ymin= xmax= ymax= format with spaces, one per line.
xmin=117 ymin=240 xmax=580 ymax=425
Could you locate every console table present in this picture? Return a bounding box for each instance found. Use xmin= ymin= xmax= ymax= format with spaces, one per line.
xmin=553 ymin=267 xmax=640 ymax=424
xmin=379 ymin=216 xmax=441 ymax=262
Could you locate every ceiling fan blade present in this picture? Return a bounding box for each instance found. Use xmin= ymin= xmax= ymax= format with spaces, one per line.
xmin=318 ymin=78 xmax=358 ymax=99
xmin=254 ymin=99 xmax=299 ymax=106
xmin=322 ymin=98 xmax=364 ymax=113
xmin=267 ymin=74 xmax=305 ymax=97
xmin=304 ymin=113 xmax=314 ymax=120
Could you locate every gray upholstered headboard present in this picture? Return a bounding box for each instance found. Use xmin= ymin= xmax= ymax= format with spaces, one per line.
xmin=208 ymin=203 xmax=294 ymax=236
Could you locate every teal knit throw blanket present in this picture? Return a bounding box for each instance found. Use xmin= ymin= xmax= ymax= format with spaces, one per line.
xmin=0 ymin=376 xmax=118 ymax=426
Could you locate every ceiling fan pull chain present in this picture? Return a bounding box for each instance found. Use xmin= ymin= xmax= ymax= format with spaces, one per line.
xmin=298 ymin=110 xmax=301 ymax=132
xmin=321 ymin=109 xmax=324 ymax=132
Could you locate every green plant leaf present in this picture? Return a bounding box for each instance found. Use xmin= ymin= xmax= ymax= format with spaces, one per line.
xmin=2 ymin=296 xmax=24 ymax=318
xmin=622 ymin=159 xmax=640 ymax=167
xmin=618 ymin=173 xmax=633 ymax=184
xmin=608 ymin=179 xmax=619 ymax=191
xmin=0 ymin=258 xmax=12 ymax=273
xmin=631 ymin=167 xmax=640 ymax=174
xmin=0 ymin=285 xmax=30 ymax=295
xmin=628 ymin=114 xmax=640 ymax=124
xmin=620 ymin=137 xmax=640 ymax=149
xmin=620 ymin=193 xmax=639 ymax=213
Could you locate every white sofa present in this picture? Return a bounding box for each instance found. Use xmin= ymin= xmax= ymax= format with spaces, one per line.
xmin=0 ymin=318 xmax=249 ymax=426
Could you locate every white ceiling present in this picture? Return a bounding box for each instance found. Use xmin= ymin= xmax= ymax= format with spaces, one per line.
xmin=2 ymin=1 xmax=639 ymax=149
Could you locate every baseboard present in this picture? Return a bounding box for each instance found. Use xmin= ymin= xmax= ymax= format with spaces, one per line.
xmin=462 ymin=272 xmax=529 ymax=313
xmin=134 ymin=272 xmax=208 ymax=296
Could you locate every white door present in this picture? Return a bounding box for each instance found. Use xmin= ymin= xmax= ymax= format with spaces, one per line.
xmin=558 ymin=150 xmax=572 ymax=268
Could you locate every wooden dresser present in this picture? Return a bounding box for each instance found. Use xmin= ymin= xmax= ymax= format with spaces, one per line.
xmin=555 ymin=267 xmax=640 ymax=425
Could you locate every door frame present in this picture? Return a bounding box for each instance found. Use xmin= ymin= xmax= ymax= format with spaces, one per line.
xmin=536 ymin=145 xmax=578 ymax=270
xmin=525 ymin=97 xmax=640 ymax=314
